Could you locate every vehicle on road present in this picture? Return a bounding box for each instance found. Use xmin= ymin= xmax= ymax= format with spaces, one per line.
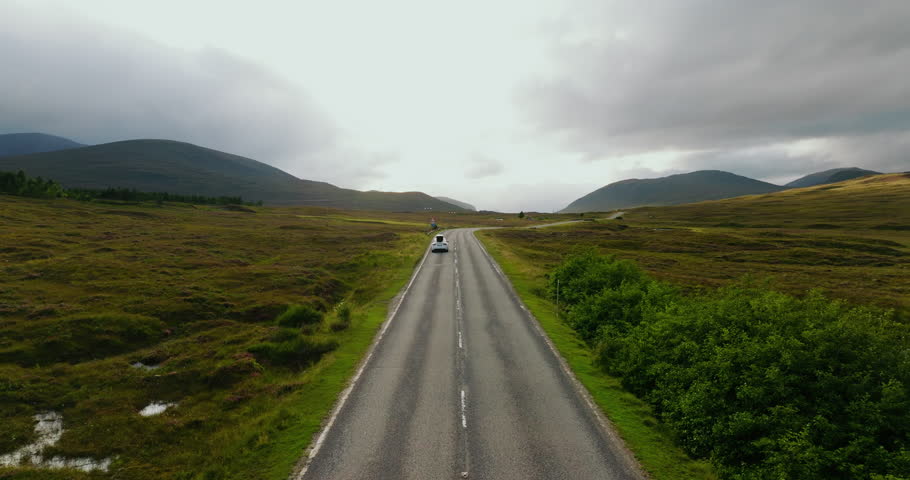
xmin=431 ymin=234 xmax=449 ymax=252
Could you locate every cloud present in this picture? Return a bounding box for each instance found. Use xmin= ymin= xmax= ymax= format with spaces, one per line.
xmin=0 ymin=3 xmax=360 ymax=181
xmin=464 ymin=155 xmax=505 ymax=179
xmin=823 ymin=132 xmax=910 ymax=174
xmin=671 ymin=144 xmax=836 ymax=185
xmin=521 ymin=1 xmax=910 ymax=157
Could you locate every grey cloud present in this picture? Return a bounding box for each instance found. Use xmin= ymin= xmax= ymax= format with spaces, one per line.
xmin=673 ymin=147 xmax=837 ymax=185
xmin=824 ymin=132 xmax=910 ymax=174
xmin=628 ymin=132 xmax=910 ymax=187
xmin=464 ymin=155 xmax=504 ymax=179
xmin=522 ymin=0 xmax=910 ymax=156
xmin=302 ymin=150 xmax=397 ymax=189
xmin=0 ymin=5 xmax=341 ymax=176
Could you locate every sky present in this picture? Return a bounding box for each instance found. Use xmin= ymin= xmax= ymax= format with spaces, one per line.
xmin=2 ymin=0 xmax=909 ymax=212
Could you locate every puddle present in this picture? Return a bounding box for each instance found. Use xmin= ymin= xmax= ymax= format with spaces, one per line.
xmin=0 ymin=412 xmax=112 ymax=472
xmin=139 ymin=401 xmax=177 ymax=417
xmin=130 ymin=361 xmax=161 ymax=371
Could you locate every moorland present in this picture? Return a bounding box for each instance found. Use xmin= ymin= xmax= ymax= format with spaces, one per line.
xmin=477 ymin=173 xmax=910 ymax=479
xmin=0 ymin=193 xmax=550 ymax=479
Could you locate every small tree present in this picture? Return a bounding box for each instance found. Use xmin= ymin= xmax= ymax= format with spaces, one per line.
xmin=518 ymin=211 xmax=525 ymax=219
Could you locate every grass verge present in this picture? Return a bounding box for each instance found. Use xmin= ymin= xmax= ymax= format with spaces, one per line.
xmin=222 ymin=246 xmax=426 ymax=480
xmin=476 ymin=230 xmax=717 ymax=480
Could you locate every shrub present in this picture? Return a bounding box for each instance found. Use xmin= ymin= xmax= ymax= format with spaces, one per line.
xmin=335 ymin=302 xmax=352 ymax=323
xmin=329 ymin=302 xmax=352 ymax=331
xmin=275 ymin=304 xmax=322 ymax=329
xmin=248 ymin=335 xmax=338 ymax=370
xmin=548 ymin=249 xmax=646 ymax=308
xmin=550 ymin=252 xmax=910 ymax=479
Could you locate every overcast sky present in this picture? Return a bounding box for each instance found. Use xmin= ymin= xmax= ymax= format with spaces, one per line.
xmin=2 ymin=0 xmax=909 ymax=211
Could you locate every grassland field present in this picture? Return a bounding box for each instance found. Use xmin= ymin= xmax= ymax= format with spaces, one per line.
xmin=0 ymin=195 xmax=570 ymax=479
xmin=476 ymin=173 xmax=909 ymax=479
xmin=1 ymin=173 xmax=906 ymax=479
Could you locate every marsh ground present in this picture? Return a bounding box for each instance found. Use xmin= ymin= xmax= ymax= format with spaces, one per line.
xmin=0 ymin=196 xmax=567 ymax=479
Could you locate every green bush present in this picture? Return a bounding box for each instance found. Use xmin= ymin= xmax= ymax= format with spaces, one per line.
xmin=275 ymin=304 xmax=322 ymax=329
xmin=330 ymin=302 xmax=352 ymax=331
xmin=548 ymin=248 xmax=646 ymax=308
xmin=550 ymin=252 xmax=910 ymax=479
xmin=248 ymin=335 xmax=338 ymax=370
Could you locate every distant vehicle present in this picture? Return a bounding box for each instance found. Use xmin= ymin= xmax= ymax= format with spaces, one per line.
xmin=431 ymin=234 xmax=449 ymax=253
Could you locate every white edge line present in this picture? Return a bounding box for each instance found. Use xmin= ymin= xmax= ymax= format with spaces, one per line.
xmin=292 ymin=240 xmax=434 ymax=480
xmin=469 ymin=229 xmax=649 ymax=479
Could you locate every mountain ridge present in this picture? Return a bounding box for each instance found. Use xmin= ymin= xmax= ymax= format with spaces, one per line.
xmin=0 ymin=139 xmax=465 ymax=212
xmin=785 ymin=167 xmax=881 ymax=188
xmin=435 ymin=196 xmax=476 ymax=211
xmin=561 ymin=170 xmax=785 ymax=213
xmin=0 ymin=133 xmax=85 ymax=157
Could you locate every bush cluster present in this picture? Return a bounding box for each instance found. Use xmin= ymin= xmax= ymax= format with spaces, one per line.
xmin=247 ymin=305 xmax=337 ymax=370
xmin=0 ymin=170 xmax=64 ymax=198
xmin=275 ymin=304 xmax=323 ymax=329
xmin=330 ymin=302 xmax=352 ymax=331
xmin=550 ymin=249 xmax=910 ymax=479
xmin=1 ymin=169 xmax=261 ymax=205
xmin=247 ymin=333 xmax=337 ymax=370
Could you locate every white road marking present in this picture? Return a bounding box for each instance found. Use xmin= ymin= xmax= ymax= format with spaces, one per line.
xmin=458 ymin=331 xmax=463 ymax=349
xmin=460 ymin=389 xmax=467 ymax=429
xmin=293 ymin=245 xmax=433 ymax=480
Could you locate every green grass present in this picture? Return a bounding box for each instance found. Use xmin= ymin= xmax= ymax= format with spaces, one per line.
xmin=489 ymin=174 xmax=910 ymax=313
xmin=477 ymin=232 xmax=718 ymax=480
xmin=295 ymin=214 xmax=427 ymax=227
xmin=0 ymin=195 xmax=429 ymax=479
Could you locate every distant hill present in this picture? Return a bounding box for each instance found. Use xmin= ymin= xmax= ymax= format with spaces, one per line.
xmin=0 ymin=139 xmax=467 ymax=211
xmin=561 ymin=170 xmax=785 ymax=213
xmin=0 ymin=133 xmax=84 ymax=157
xmin=631 ymin=173 xmax=910 ymax=230
xmin=785 ymin=167 xmax=881 ymax=188
xmin=435 ymin=196 xmax=476 ymax=211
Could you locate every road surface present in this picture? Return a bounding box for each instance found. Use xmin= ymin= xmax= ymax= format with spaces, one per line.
xmin=296 ymin=229 xmax=643 ymax=480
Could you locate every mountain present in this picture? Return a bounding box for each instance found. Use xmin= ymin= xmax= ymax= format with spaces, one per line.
xmin=435 ymin=196 xmax=476 ymax=211
xmin=785 ymin=167 xmax=881 ymax=188
xmin=0 ymin=139 xmax=466 ymax=211
xmin=562 ymin=170 xmax=785 ymax=213
xmin=0 ymin=133 xmax=84 ymax=157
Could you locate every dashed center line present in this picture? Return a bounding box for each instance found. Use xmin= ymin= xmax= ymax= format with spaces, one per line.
xmin=460 ymin=389 xmax=467 ymax=429
xmin=453 ymin=235 xmax=471 ymax=476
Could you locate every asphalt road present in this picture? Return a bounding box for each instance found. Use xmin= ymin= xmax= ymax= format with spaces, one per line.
xmin=296 ymin=229 xmax=643 ymax=480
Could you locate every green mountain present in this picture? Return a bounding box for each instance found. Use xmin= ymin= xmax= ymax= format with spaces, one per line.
xmin=561 ymin=170 xmax=785 ymax=213
xmin=435 ymin=196 xmax=476 ymax=211
xmin=785 ymin=167 xmax=881 ymax=188
xmin=0 ymin=139 xmax=465 ymax=211
xmin=0 ymin=133 xmax=84 ymax=157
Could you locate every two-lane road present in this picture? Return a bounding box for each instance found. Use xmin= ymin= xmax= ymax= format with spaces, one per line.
xmin=297 ymin=229 xmax=643 ymax=480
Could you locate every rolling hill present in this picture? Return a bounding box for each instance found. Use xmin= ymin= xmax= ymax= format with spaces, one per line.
xmin=0 ymin=139 xmax=465 ymax=211
xmin=0 ymin=133 xmax=84 ymax=157
xmin=435 ymin=196 xmax=476 ymax=211
xmin=785 ymin=167 xmax=881 ymax=188
xmin=633 ymin=172 xmax=910 ymax=230
xmin=561 ymin=170 xmax=785 ymax=213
